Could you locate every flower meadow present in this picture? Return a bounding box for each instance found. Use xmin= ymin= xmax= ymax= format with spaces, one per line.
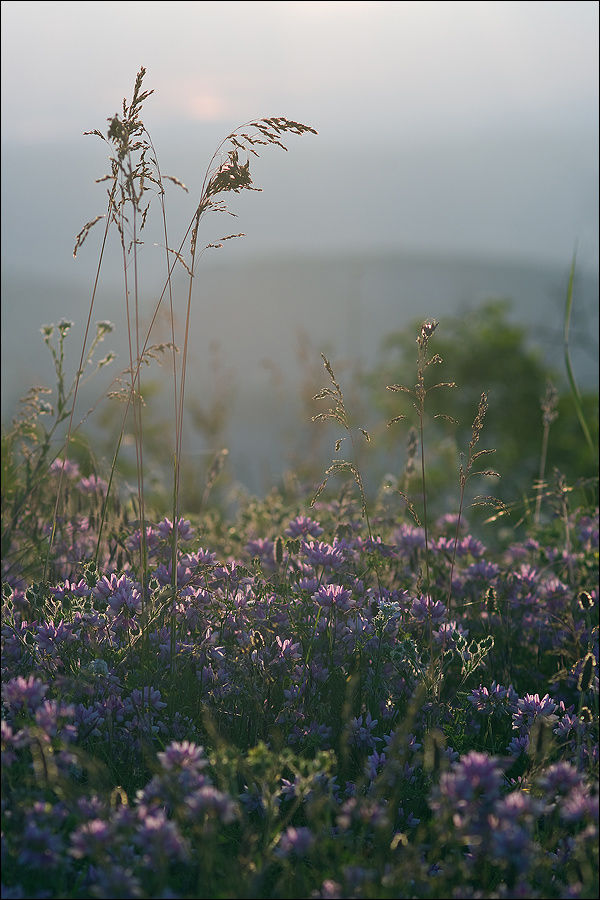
xmin=2 ymin=475 xmax=599 ymax=899
xmin=2 ymin=70 xmax=599 ymax=899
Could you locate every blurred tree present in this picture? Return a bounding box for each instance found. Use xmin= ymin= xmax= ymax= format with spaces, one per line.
xmin=364 ymin=299 xmax=598 ymax=512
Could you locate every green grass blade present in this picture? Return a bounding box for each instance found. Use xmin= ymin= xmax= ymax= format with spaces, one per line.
xmin=563 ymin=255 xmax=595 ymax=454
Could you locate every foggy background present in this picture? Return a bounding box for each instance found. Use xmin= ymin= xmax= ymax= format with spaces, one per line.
xmin=1 ymin=1 xmax=598 ymax=493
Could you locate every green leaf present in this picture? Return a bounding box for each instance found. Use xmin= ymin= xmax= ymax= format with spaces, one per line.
xmin=564 ymin=254 xmax=595 ymax=453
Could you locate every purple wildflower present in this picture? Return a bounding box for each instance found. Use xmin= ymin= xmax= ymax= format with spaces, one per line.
xmin=312 ymin=583 xmax=354 ymax=611
xmin=35 ymin=620 xmax=79 ymax=654
xmin=94 ymin=572 xmax=137 ymax=601
xmin=280 ymin=775 xmax=301 ymax=799
xmin=245 ymin=537 xmax=275 ymax=566
xmin=125 ymin=526 xmax=160 ymax=556
xmin=457 ymin=535 xmax=486 ymax=557
xmin=560 ymin=786 xmax=599 ymax=823
xmin=537 ymin=762 xmax=583 ymax=797
xmin=157 ymin=740 xmax=208 ymax=772
xmin=49 ymin=578 xmax=91 ymax=599
xmin=88 ymin=864 xmax=142 ymax=899
xmin=69 ymin=818 xmax=112 ymax=859
xmin=34 ymin=700 xmax=77 ymax=742
xmin=153 ymin=560 xmax=197 ymax=588
xmin=508 ymin=734 xmax=530 ymax=757
xmin=365 ymin=749 xmax=387 ymax=781
xmin=1 ymin=720 xmax=21 ymax=765
xmin=2 ymin=675 xmax=48 ymax=712
xmin=302 ymin=540 xmax=345 ymax=570
xmin=295 ymin=575 xmax=320 ymax=593
xmin=488 ymin=791 xmax=541 ymax=871
xmin=74 ymin=702 xmax=104 ymax=739
xmin=103 ymin=574 xmax=142 ymax=619
xmin=397 ymin=806 xmax=421 ymax=827
xmin=126 ymin=686 xmax=167 ymax=714
xmin=553 ymin=713 xmax=582 ymax=740
xmin=132 ymin=808 xmax=189 ymax=860
xmin=156 ymin=516 xmax=196 ymax=541
xmin=349 ymin=712 xmax=381 ymax=750
xmin=436 ymin=512 xmax=467 ymax=531
xmin=76 ymin=474 xmax=108 ymax=495
xmin=410 ymin=594 xmax=447 ymax=625
xmin=437 ymin=751 xmax=505 ymax=807
xmin=274 ymin=635 xmax=302 ymax=661
xmin=513 ymin=692 xmax=559 ymax=734
xmin=364 ymin=536 xmax=396 ymax=557
xmin=275 ymin=826 xmax=315 ymax=858
xmin=285 ymin=515 xmax=324 ymax=539
xmin=465 ymin=559 xmax=500 ymax=580
xmin=433 ymin=621 xmax=468 ymax=647
xmin=18 ymin=805 xmax=66 ymax=868
xmin=392 ymin=522 xmax=426 ymax=553
xmin=49 ymin=457 xmax=81 ymax=478
xmin=468 ymin=681 xmax=517 ymax=715
xmin=577 ymin=510 xmax=599 ymax=548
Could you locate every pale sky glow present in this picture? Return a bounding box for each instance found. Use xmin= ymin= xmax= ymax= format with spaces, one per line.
xmin=1 ymin=0 xmax=598 ymax=481
xmin=1 ymin=0 xmax=597 ymax=140
xmin=1 ymin=0 xmax=598 ymax=268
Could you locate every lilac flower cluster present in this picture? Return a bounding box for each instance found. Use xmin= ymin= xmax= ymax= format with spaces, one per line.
xmin=1 ymin=496 xmax=598 ymax=898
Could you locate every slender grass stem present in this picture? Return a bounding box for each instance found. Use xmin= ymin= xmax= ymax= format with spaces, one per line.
xmin=418 ymin=414 xmax=431 ymax=592
xmin=534 ymin=382 xmax=558 ymax=526
xmin=45 ymin=201 xmax=115 ymax=579
xmin=564 ymin=255 xmax=595 ymax=454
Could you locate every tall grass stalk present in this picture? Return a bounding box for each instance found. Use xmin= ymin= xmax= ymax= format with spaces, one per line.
xmin=387 ymin=320 xmax=456 ymax=592
xmin=311 ymin=354 xmax=373 ymax=535
xmin=534 ymin=380 xmax=559 ymax=525
xmin=310 ymin=353 xmax=390 ymax=616
xmin=45 ymin=213 xmax=115 ymax=580
xmin=563 ymin=255 xmax=595 ymax=455
xmin=51 ymin=67 xmax=316 ymax=676
xmin=446 ymin=391 xmax=499 ymax=617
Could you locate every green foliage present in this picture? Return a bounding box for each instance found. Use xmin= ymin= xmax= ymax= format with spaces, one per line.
xmin=366 ymin=299 xmax=598 ymax=507
xmin=1 ymin=320 xmax=118 ymax=582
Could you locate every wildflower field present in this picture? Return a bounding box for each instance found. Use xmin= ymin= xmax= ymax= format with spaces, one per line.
xmin=2 ymin=70 xmax=598 ymax=899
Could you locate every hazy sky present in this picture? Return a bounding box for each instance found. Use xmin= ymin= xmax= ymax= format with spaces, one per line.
xmin=2 ymin=1 xmax=598 ymax=141
xmin=1 ymin=0 xmax=599 ymax=267
xmin=1 ymin=1 xmax=598 ymax=488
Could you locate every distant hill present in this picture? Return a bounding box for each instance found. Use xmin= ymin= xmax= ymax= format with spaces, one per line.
xmin=2 ymin=251 xmax=597 ymax=494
